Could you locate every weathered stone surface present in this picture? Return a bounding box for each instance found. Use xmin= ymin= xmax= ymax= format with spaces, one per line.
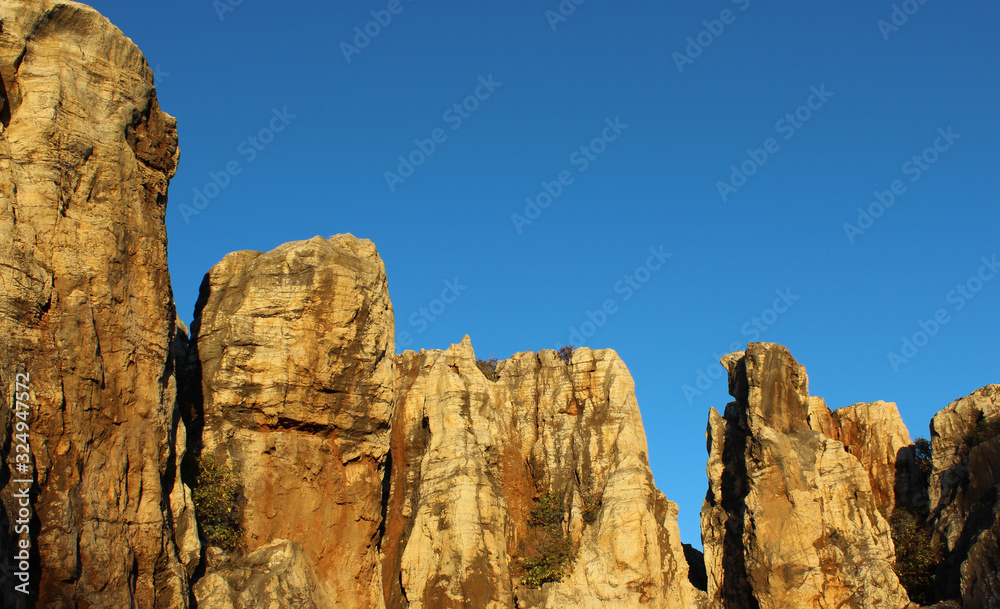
xmin=191 ymin=235 xmax=395 ymax=608
xmin=831 ymin=401 xmax=915 ymax=518
xmin=194 ymin=540 xmax=332 ymax=609
xmin=927 ymin=385 xmax=1000 ymax=608
xmin=702 ymin=343 xmax=909 ymax=609
xmin=383 ymin=337 xmax=703 ymax=609
xmin=0 ymin=1 xmax=188 ymax=607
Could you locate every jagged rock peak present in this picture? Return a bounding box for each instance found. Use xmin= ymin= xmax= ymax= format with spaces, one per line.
xmin=386 ymin=337 xmax=704 ymax=609
xmin=702 ymin=343 xmax=910 ymax=609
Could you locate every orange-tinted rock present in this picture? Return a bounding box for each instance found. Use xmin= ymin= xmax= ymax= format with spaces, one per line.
xmin=928 ymin=385 xmax=1000 ymax=608
xmin=0 ymin=1 xmax=189 ymax=606
xmin=191 ymin=235 xmax=395 ymax=608
xmin=702 ymin=344 xmax=909 ymax=609
xmin=831 ymin=401 xmax=915 ymax=517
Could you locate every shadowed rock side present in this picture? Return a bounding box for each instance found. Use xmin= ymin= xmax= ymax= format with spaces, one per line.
xmin=382 ymin=337 xmax=704 ymax=609
xmin=189 ymin=235 xmax=395 ymax=608
xmin=702 ymin=344 xmax=909 ymax=609
xmin=0 ymin=2 xmax=189 ymax=607
xmin=927 ymin=385 xmax=1000 ymax=608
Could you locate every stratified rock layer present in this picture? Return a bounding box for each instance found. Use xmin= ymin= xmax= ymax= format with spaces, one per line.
xmin=0 ymin=2 xmax=188 ymax=607
xmin=383 ymin=337 xmax=703 ymax=609
xmin=191 ymin=235 xmax=395 ymax=609
xmin=701 ymin=344 xmax=909 ymax=609
xmin=928 ymin=385 xmax=1000 ymax=608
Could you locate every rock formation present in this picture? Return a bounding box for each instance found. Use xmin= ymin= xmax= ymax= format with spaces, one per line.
xmin=189 ymin=235 xmax=395 ymax=608
xmin=194 ymin=540 xmax=332 ymax=609
xmin=701 ymin=344 xmax=910 ymax=609
xmin=927 ymin=385 xmax=1000 ymax=608
xmin=831 ymin=401 xmax=917 ymax=518
xmin=0 ymin=1 xmax=190 ymax=607
xmin=383 ymin=337 xmax=703 ymax=609
xmin=3 ymin=3 xmax=999 ymax=609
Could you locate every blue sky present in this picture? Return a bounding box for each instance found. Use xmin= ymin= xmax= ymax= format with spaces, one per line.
xmin=89 ymin=0 xmax=999 ymax=547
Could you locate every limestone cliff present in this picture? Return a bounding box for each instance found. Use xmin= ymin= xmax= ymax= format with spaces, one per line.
xmin=383 ymin=337 xmax=703 ymax=609
xmin=702 ymin=344 xmax=910 ymax=609
xmin=0 ymin=1 xmax=190 ymax=607
xmin=3 ymin=3 xmax=999 ymax=608
xmin=831 ymin=401 xmax=917 ymax=519
xmin=927 ymin=385 xmax=1000 ymax=608
xmin=189 ymin=235 xmax=395 ymax=608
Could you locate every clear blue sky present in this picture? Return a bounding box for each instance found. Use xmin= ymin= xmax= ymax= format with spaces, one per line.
xmin=88 ymin=0 xmax=999 ymax=548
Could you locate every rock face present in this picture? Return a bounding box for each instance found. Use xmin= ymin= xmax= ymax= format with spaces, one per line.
xmin=831 ymin=401 xmax=916 ymax=518
xmin=190 ymin=235 xmax=395 ymax=608
xmin=382 ymin=337 xmax=703 ymax=609
xmin=927 ymin=385 xmax=1000 ymax=608
xmin=701 ymin=344 xmax=909 ymax=609
xmin=0 ymin=2 xmax=190 ymax=608
xmin=194 ymin=540 xmax=333 ymax=609
xmin=4 ymin=6 xmax=997 ymax=608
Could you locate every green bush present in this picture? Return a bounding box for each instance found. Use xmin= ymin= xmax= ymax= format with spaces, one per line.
xmin=530 ymin=492 xmax=564 ymax=528
xmin=557 ymin=346 xmax=574 ymax=365
xmin=518 ymin=491 xmax=577 ymax=588
xmin=193 ymin=453 xmax=243 ymax=552
xmin=522 ymin=533 xmax=574 ymax=588
xmin=476 ymin=357 xmax=499 ymax=382
xmin=582 ymin=492 xmax=602 ymax=524
xmin=889 ymin=508 xmax=942 ymax=605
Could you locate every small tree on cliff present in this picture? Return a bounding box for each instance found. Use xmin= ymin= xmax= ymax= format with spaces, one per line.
xmin=192 ymin=453 xmax=243 ymax=552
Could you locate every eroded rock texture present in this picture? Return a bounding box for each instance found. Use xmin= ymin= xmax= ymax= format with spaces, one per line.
xmin=190 ymin=235 xmax=395 ymax=608
xmin=928 ymin=385 xmax=1000 ymax=608
xmin=194 ymin=540 xmax=333 ymax=609
xmin=383 ymin=337 xmax=703 ymax=609
xmin=701 ymin=344 xmax=909 ymax=609
xmin=831 ymin=401 xmax=916 ymax=518
xmin=0 ymin=2 xmax=189 ymax=607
